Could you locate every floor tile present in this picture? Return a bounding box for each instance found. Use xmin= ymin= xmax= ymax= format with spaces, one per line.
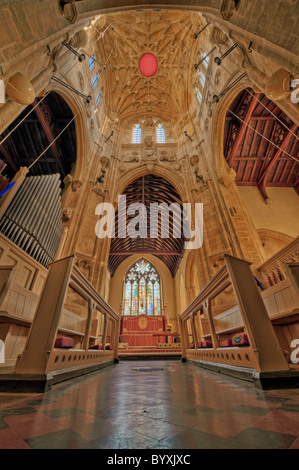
xmin=24 ymin=429 xmax=85 ymax=449
xmin=0 ymin=406 xmax=38 ymax=418
xmin=0 ymin=428 xmax=30 ymax=449
xmin=278 ymin=403 xmax=299 ymax=413
xmin=220 ymin=427 xmax=297 ymax=449
xmin=158 ymin=428 xmax=227 ymax=449
xmin=254 ymin=409 xmax=299 ymax=436
xmin=134 ymin=419 xmax=185 ymax=441
xmin=0 ymin=418 xmax=8 ymax=429
xmin=0 ymin=360 xmax=299 ymax=449
xmin=232 ymin=405 xmax=272 ymax=416
xmin=41 ymin=407 xmax=83 ymax=419
xmin=4 ymin=412 xmax=67 ymax=439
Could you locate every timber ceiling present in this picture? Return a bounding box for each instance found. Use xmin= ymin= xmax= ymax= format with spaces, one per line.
xmin=223 ymin=89 xmax=299 ymax=200
xmin=0 ymin=91 xmax=77 ymax=183
xmin=108 ymin=174 xmax=186 ymax=277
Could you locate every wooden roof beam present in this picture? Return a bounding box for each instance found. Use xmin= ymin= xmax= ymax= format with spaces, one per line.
xmin=227 ymin=94 xmax=260 ymax=167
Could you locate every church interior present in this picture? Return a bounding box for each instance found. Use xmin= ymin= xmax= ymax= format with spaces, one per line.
xmin=0 ymin=0 xmax=298 ymax=450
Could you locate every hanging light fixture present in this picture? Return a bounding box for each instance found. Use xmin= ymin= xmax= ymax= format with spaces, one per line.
xmin=6 ymin=72 xmax=35 ymax=105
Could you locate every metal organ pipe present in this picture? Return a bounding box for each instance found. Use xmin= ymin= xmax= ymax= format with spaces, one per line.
xmin=0 ymin=174 xmax=63 ymax=267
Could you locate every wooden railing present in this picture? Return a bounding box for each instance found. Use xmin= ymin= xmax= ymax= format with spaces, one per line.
xmin=0 ymin=234 xmax=48 ymax=367
xmin=255 ymin=238 xmax=299 ymax=365
xmin=257 ymin=237 xmax=299 ymax=323
xmin=258 ymin=236 xmax=299 ymax=288
xmin=178 ymin=254 xmax=289 ymax=373
xmin=14 ymin=255 xmax=120 ymax=375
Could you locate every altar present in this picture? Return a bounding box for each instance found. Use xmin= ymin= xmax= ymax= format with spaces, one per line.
xmin=120 ymin=314 xmax=169 ymax=347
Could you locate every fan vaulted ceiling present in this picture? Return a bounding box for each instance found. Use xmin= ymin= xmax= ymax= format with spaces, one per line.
xmin=91 ymin=9 xmax=205 ymax=121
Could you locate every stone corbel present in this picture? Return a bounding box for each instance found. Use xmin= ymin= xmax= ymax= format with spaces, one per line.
xmin=211 ymin=26 xmax=229 ymax=45
xmin=218 ymin=168 xmax=236 ymax=188
xmin=100 ymin=156 xmax=110 ymax=168
xmin=60 ymin=1 xmax=79 ymax=25
xmin=72 ymin=179 xmax=83 ymax=192
xmin=62 ymin=208 xmax=72 ymax=222
xmin=63 ymin=174 xmax=73 ymax=189
xmin=190 ymin=155 xmax=199 ymax=167
xmin=220 ymin=0 xmax=240 ymax=21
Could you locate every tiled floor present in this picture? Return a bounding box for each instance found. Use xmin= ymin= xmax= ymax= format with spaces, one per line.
xmin=0 ymin=360 xmax=299 ymax=449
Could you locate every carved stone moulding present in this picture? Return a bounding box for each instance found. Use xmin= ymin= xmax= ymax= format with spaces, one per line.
xmin=142 ymin=147 xmax=158 ymax=162
xmin=59 ymin=0 xmax=78 ymax=24
xmin=101 ymin=156 xmax=110 ymax=168
xmin=211 ymin=26 xmax=229 ymax=45
xmin=190 ymin=155 xmax=199 ymax=167
xmin=220 ymin=0 xmax=241 ymax=21
xmin=69 ymin=29 xmax=89 ymax=49
xmin=72 ymin=179 xmax=83 ymax=192
xmin=62 ymin=208 xmax=72 ymax=222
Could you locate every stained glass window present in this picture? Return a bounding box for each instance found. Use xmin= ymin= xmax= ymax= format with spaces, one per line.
xmin=123 ymin=259 xmax=161 ymax=315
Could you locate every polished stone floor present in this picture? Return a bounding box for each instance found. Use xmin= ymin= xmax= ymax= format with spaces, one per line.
xmin=0 ymin=360 xmax=299 ymax=449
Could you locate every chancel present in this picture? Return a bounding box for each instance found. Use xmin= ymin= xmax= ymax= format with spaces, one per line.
xmin=0 ymin=0 xmax=298 ymax=451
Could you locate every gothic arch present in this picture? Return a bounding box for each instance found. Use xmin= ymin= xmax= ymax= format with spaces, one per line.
xmin=108 ymin=173 xmax=186 ymax=277
xmin=112 ymin=165 xmax=187 ymax=205
xmin=47 ymin=84 xmax=89 ymax=185
xmin=185 ymin=251 xmax=201 ymax=304
xmin=108 ymin=253 xmax=178 ymax=320
xmin=212 ymin=82 xmax=252 ymax=178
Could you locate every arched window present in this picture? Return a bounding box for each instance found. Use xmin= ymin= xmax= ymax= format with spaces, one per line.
xmin=95 ymin=89 xmax=102 ymax=105
xmin=196 ymin=88 xmax=202 ymax=104
xmin=132 ymin=123 xmax=142 ymax=143
xmin=156 ymin=123 xmax=166 ymax=143
xmin=88 ymin=54 xmax=96 ymax=72
xmin=123 ymin=259 xmax=161 ymax=315
xmin=92 ymin=72 xmax=100 ymax=89
xmin=201 ymin=52 xmax=209 ymax=69
xmin=198 ymin=71 xmax=206 ymax=89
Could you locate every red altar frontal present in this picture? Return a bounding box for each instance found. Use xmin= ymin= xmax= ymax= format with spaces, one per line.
xmin=120 ymin=315 xmax=169 ymax=347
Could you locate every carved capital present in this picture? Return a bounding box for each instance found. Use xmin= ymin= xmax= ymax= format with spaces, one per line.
xmin=72 ymin=179 xmax=82 ymax=192
xmin=62 ymin=208 xmax=72 ymax=222
xmin=220 ymin=0 xmax=240 ymax=21
xmin=60 ymin=0 xmax=78 ymax=25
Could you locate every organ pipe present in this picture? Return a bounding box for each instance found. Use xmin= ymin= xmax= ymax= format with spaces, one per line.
xmin=0 ymin=174 xmax=63 ymax=267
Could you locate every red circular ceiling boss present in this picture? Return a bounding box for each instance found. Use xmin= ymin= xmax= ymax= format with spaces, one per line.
xmin=139 ymin=53 xmax=158 ymax=77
